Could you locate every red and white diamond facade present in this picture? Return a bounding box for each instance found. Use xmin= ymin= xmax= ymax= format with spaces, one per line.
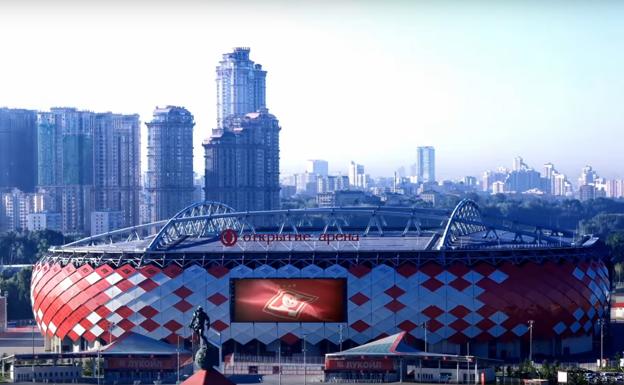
xmin=31 ymin=201 xmax=611 ymax=358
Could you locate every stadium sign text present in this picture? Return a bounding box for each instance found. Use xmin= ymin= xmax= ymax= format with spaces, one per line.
xmin=220 ymin=229 xmax=360 ymax=246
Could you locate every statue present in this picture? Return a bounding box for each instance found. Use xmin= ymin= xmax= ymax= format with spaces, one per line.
xmin=189 ymin=306 xmax=210 ymax=346
xmin=189 ymin=306 xmax=219 ymax=370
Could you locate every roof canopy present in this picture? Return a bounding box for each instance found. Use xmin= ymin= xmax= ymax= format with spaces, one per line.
xmin=97 ymin=332 xmax=190 ymax=356
xmin=326 ymin=332 xmax=493 ymax=363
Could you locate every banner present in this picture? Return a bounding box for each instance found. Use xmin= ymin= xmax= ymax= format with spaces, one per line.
xmin=231 ymin=278 xmax=347 ymax=322
xmin=325 ymin=358 xmax=394 ymax=371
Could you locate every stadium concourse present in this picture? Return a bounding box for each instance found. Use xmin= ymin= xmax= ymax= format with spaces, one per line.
xmin=30 ymin=200 xmax=610 ymax=361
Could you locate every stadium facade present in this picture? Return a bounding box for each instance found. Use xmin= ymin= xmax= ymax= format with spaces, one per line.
xmin=30 ymin=200 xmax=610 ymax=360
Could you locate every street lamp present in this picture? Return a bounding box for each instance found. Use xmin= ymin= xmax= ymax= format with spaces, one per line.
xmin=599 ymin=318 xmax=605 ymax=368
xmin=528 ymin=320 xmax=535 ymax=363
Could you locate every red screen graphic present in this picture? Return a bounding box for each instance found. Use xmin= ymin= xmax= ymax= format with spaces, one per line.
xmin=231 ymin=279 xmax=346 ymax=322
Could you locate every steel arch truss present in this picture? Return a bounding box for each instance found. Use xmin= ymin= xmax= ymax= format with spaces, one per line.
xmin=145 ymin=204 xmax=451 ymax=251
xmin=148 ymin=201 xmax=240 ymax=251
xmin=439 ymin=199 xmax=488 ymax=249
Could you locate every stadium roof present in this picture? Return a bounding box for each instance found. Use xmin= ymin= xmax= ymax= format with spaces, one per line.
xmin=41 ymin=199 xmax=604 ymax=268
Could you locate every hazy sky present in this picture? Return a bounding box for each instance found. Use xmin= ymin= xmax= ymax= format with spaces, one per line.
xmin=0 ymin=0 xmax=623 ymax=181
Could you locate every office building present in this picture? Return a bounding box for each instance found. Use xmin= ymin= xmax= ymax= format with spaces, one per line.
xmin=416 ymin=146 xmax=435 ymax=183
xmin=93 ymin=113 xmax=141 ymax=228
xmin=145 ymin=106 xmax=195 ymax=222
xmin=0 ymin=108 xmax=38 ymax=192
xmin=204 ymin=48 xmax=280 ymax=212
xmin=307 ymin=160 xmax=329 ymax=177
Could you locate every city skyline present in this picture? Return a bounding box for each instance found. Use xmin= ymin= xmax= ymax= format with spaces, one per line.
xmin=1 ymin=1 xmax=623 ymax=181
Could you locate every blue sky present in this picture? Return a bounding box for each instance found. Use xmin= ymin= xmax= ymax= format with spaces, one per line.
xmin=0 ymin=0 xmax=622 ymax=181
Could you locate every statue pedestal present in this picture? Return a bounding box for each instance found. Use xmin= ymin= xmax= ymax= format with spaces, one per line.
xmin=180 ymin=368 xmax=235 ymax=385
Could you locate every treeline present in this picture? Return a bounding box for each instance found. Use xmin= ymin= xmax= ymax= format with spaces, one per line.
xmin=0 ymin=230 xmax=69 ymax=265
xmin=0 ymin=267 xmax=33 ymax=320
xmin=462 ymin=194 xmax=624 ymax=234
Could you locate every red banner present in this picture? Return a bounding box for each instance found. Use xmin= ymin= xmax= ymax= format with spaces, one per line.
xmin=231 ymin=279 xmax=346 ymax=322
xmin=325 ymin=358 xmax=394 ymax=371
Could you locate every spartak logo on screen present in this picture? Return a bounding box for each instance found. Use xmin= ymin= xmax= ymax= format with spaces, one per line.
xmin=262 ymin=288 xmax=318 ymax=320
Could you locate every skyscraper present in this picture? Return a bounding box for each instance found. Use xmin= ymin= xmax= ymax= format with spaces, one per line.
xmin=416 ymin=146 xmax=436 ymax=183
xmin=204 ymin=48 xmax=280 ymax=212
xmin=0 ymin=108 xmax=37 ymax=192
xmin=37 ymin=108 xmax=140 ymax=234
xmin=146 ymin=106 xmax=195 ymax=222
xmin=93 ymin=113 xmax=141 ymax=228
xmin=216 ymin=47 xmax=266 ymax=129
xmin=37 ymin=108 xmax=95 ymax=233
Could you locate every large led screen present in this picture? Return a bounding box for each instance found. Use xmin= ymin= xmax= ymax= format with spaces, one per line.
xmin=231 ymin=278 xmax=347 ymax=322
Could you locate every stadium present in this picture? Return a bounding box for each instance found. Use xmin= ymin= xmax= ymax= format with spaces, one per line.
xmin=31 ymin=199 xmax=610 ymax=360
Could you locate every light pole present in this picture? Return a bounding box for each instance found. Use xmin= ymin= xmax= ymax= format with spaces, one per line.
xmin=599 ymin=318 xmax=605 ymax=368
xmin=528 ymin=320 xmax=534 ymax=363
xmin=31 ymin=320 xmax=35 ymax=382
xmin=97 ymin=339 xmax=101 ymax=385
xmin=278 ymin=340 xmax=282 ymax=385
xmin=339 ymin=324 xmax=344 ymax=352
xmin=177 ymin=335 xmax=180 ymax=384
xmin=422 ymin=321 xmax=428 ymax=353
xmin=303 ymin=333 xmax=307 ymax=385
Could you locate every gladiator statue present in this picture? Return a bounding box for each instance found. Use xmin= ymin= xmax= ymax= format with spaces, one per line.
xmin=189 ymin=306 xmax=210 ymax=347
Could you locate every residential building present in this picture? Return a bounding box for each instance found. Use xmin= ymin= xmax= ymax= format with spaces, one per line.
xmin=37 ymin=108 xmax=95 ymax=234
xmin=93 ymin=113 xmax=141 ymax=228
xmin=607 ymin=180 xmax=624 ymax=199
xmin=579 ymin=165 xmax=598 ymax=186
xmin=204 ymin=110 xmax=280 ymax=211
xmin=90 ymin=210 xmax=124 ymax=236
xmin=579 ymin=184 xmax=595 ymax=201
xmin=216 ymin=47 xmax=266 ymax=129
xmin=482 ymin=168 xmax=508 ymax=192
xmin=204 ymin=48 xmax=280 ymax=212
xmin=491 ymin=181 xmax=505 ymax=194
xmin=348 ymin=161 xmax=367 ymax=189
xmin=145 ymin=106 xmax=195 ymax=222
xmin=317 ymin=175 xmax=349 ymax=194
xmin=0 ymin=108 xmax=37 ymax=192
xmin=1 ymin=188 xmax=52 ymax=232
xmin=27 ymin=212 xmax=62 ymax=232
